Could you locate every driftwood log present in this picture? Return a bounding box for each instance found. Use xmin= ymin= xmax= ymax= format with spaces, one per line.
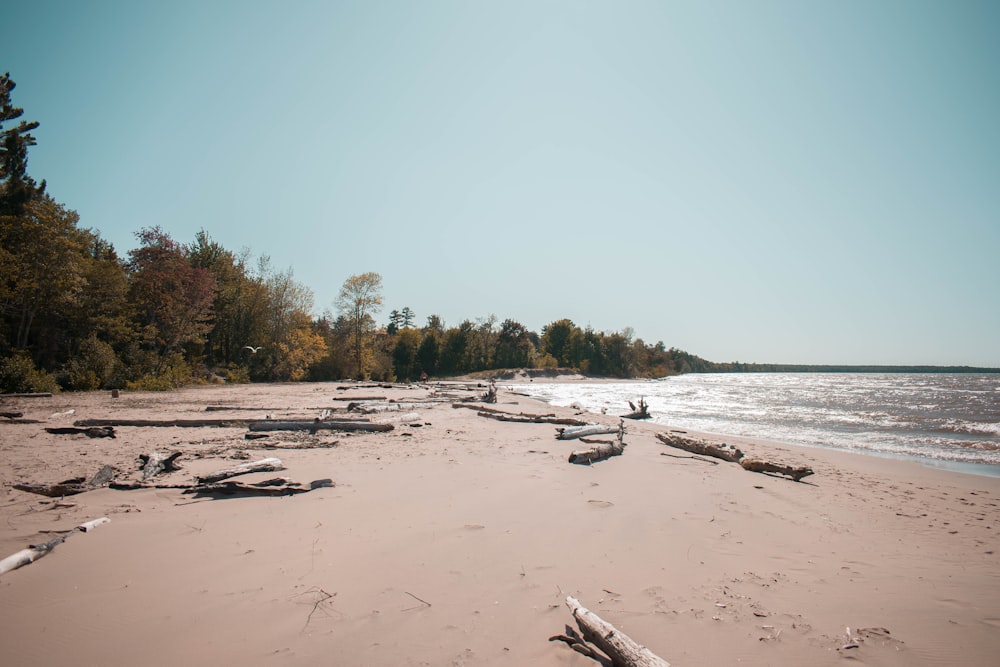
xmin=194 ymin=457 xmax=285 ymax=484
xmin=656 ymin=433 xmax=814 ymax=481
xmin=0 ymin=392 xmax=53 ymax=398
xmin=13 ymin=465 xmax=119 ymax=497
xmin=740 ymin=458 xmax=814 ymax=482
xmin=622 ymin=397 xmax=651 ymax=420
xmin=187 ymin=477 xmax=333 ymax=497
xmin=140 ymin=451 xmax=183 ymax=480
xmin=557 ymin=424 xmax=620 ymax=440
xmin=551 ymin=596 xmax=671 ymax=667
xmin=0 ymin=517 xmax=110 ymax=577
xmin=247 ymin=420 xmax=393 ymax=433
xmin=75 ymin=418 xmax=247 ymax=428
xmin=569 ymin=422 xmax=626 ymax=465
xmin=109 ymin=478 xmax=334 ymax=497
xmin=655 ymin=432 xmax=744 ymax=463
xmin=1 ymin=410 xmax=23 ymax=419
xmin=45 ymin=426 xmax=116 ymax=438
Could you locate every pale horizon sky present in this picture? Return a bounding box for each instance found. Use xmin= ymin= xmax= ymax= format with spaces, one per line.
xmin=4 ymin=1 xmax=999 ymax=367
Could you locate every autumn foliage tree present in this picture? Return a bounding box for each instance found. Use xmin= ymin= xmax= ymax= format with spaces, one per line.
xmin=336 ymin=272 xmax=383 ymax=379
xmin=126 ymin=227 xmax=216 ymax=377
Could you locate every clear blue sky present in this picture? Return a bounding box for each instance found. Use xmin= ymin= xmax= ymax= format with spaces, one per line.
xmin=4 ymin=1 xmax=998 ymax=366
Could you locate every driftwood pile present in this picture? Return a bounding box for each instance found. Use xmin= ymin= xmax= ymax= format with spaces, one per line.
xmin=568 ymin=421 xmax=626 ymax=465
xmin=656 ymin=432 xmax=814 ymax=482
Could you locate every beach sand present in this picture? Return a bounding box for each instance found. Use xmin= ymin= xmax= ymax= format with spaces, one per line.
xmin=1 ymin=381 xmax=998 ymax=666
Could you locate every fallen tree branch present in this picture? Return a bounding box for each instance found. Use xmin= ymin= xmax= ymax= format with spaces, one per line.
xmin=187 ymin=478 xmax=334 ymax=497
xmin=560 ymin=596 xmax=671 ymax=667
xmin=0 ymin=517 xmax=110 ymax=577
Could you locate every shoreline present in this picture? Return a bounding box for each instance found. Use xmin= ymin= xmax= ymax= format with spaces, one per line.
xmin=2 ymin=381 xmax=998 ymax=665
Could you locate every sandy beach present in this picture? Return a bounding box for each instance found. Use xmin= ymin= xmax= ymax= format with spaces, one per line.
xmin=1 ymin=381 xmax=998 ymax=666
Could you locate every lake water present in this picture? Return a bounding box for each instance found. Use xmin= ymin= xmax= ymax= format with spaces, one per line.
xmin=510 ymin=373 xmax=1000 ymax=474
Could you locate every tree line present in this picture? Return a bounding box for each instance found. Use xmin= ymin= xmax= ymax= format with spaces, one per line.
xmin=3 ymin=72 xmax=720 ymax=392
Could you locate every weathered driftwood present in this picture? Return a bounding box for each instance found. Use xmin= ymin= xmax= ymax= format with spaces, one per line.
xmin=195 ymin=457 xmax=285 ymax=484
xmin=0 ymin=517 xmax=110 ymax=577
xmin=13 ymin=465 xmax=119 ymax=497
xmin=241 ymin=438 xmax=340 ymax=450
xmin=740 ymin=458 xmax=814 ymax=482
xmin=349 ymin=401 xmax=443 ymax=414
xmin=140 ymin=451 xmax=184 ymax=480
xmin=622 ymin=397 xmax=651 ymax=420
xmin=569 ymin=422 xmax=625 ymax=465
xmin=657 ymin=433 xmax=814 ymax=481
xmin=45 ymin=426 xmax=116 ymax=438
xmin=109 ymin=478 xmax=334 ymax=497
xmin=247 ymin=420 xmax=393 ymax=433
xmin=477 ymin=411 xmax=588 ymax=426
xmin=0 ymin=392 xmax=53 ymax=398
xmin=75 ymin=418 xmax=247 ymax=428
xmin=557 ymin=424 xmax=620 ymax=440
xmin=186 ymin=477 xmax=334 ymax=497
xmin=370 ymin=411 xmax=422 ymax=424
xmin=655 ymin=432 xmax=745 ymax=463
xmin=1 ymin=410 xmax=23 ymax=419
xmin=331 ymin=395 xmax=387 ymax=402
xmin=554 ymin=596 xmax=671 ymax=667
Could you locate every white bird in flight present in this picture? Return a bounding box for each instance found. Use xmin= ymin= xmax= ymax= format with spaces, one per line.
xmin=242 ymin=345 xmax=262 ymax=354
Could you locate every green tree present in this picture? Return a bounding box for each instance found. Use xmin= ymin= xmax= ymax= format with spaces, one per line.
xmin=416 ymin=330 xmax=440 ymax=377
xmin=400 ymin=306 xmax=415 ymax=328
xmin=541 ymin=319 xmax=582 ymax=368
xmin=336 ymin=272 xmax=383 ymax=379
xmin=494 ymin=318 xmax=534 ymax=369
xmin=391 ymin=327 xmax=421 ymax=381
xmin=0 ymin=73 xmax=45 ymax=216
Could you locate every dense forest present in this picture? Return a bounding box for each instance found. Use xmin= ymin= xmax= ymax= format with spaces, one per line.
xmin=3 ymin=75 xmax=996 ymax=393
xmin=1 ymin=73 xmax=714 ymax=393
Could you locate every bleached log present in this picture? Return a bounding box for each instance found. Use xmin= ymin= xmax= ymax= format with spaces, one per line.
xmin=0 ymin=517 xmax=110 ymax=577
xmin=247 ymin=420 xmax=393 ymax=433
xmin=557 ymin=424 xmax=619 ymax=440
xmin=740 ymin=458 xmax=814 ymax=482
xmin=0 ymin=392 xmax=52 ymax=398
xmin=140 ymin=450 xmax=183 ymax=480
xmin=195 ymin=457 xmax=285 ymax=484
xmin=564 ymin=596 xmax=671 ymax=667
xmin=655 ymin=432 xmax=744 ymax=463
xmin=371 ymin=411 xmax=422 ymax=424
xmin=349 ymin=401 xmax=444 ymax=414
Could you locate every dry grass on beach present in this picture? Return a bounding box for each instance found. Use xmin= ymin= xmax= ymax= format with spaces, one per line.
xmin=2 ymin=381 xmax=999 ymax=666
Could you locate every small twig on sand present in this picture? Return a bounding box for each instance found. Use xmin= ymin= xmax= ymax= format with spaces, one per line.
xmin=403 ymin=591 xmax=432 ymax=610
xmin=661 ymin=452 xmax=720 ymax=465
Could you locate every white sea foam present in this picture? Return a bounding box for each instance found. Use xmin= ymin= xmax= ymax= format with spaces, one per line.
xmin=511 ymin=373 xmax=1000 ymax=467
